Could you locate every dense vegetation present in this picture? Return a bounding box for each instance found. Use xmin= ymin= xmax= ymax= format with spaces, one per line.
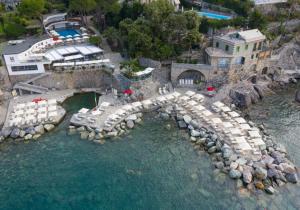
xmin=1 ymin=0 xmax=298 ymax=59
xmin=103 ymin=0 xmax=203 ymax=59
xmin=0 ymin=0 xmax=67 ymax=39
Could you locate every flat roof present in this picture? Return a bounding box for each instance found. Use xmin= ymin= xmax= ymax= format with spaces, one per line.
xmin=2 ymin=35 xmax=48 ymax=55
xmin=238 ymin=29 xmax=266 ymax=42
xmin=215 ymin=29 xmax=266 ymax=45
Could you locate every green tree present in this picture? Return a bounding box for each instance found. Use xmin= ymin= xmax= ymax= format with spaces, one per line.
xmin=3 ymin=22 xmax=26 ymax=38
xmin=103 ymin=27 xmax=120 ymax=50
xmin=145 ymin=0 xmax=174 ymax=34
xmin=89 ymin=36 xmax=102 ymax=46
xmin=184 ymin=29 xmax=203 ymax=54
xmin=18 ymin=0 xmax=45 ymax=19
xmin=184 ymin=11 xmax=200 ymax=30
xmin=69 ymin=0 xmax=96 ymax=25
xmin=248 ymin=10 xmax=267 ymax=31
xmin=94 ymin=0 xmax=120 ymax=30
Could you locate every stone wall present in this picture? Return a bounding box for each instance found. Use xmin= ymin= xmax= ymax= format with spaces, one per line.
xmin=10 ymin=70 xmax=113 ymax=90
xmin=139 ymin=57 xmax=161 ymax=69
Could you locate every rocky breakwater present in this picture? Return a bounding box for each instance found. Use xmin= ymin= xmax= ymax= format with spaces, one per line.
xmin=69 ymin=112 xmax=144 ymax=144
xmin=158 ymin=105 xmax=298 ymax=195
xmin=0 ymin=107 xmax=66 ymax=143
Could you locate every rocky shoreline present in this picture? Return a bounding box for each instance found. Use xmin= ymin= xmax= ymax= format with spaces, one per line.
xmin=228 ymin=71 xmax=300 ymax=108
xmin=0 ymin=107 xmax=66 ymax=143
xmin=69 ymin=104 xmax=298 ymax=195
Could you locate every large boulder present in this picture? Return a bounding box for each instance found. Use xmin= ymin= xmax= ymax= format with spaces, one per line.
xmin=254 ymin=167 xmax=268 ymax=180
xmin=229 ymin=169 xmax=242 ymax=179
xmin=160 ymin=113 xmax=169 ymax=120
xmin=265 ymin=186 xmax=275 ymax=194
xmin=208 ymin=146 xmax=217 ymax=154
xmin=77 ymin=126 xmax=86 ymax=132
xmin=19 ymin=130 xmax=26 ymax=138
xmin=10 ymin=128 xmax=20 ymax=138
xmin=25 ymin=127 xmax=36 ymax=135
xmin=190 ymin=129 xmax=201 ymax=137
xmin=126 ymin=120 xmax=135 ymax=129
xmin=229 ymin=83 xmax=260 ymax=108
xmin=44 ymin=124 xmax=55 ymax=132
xmin=24 ymin=134 xmax=33 ymax=140
xmin=222 ymin=146 xmax=233 ymax=160
xmin=34 ymin=125 xmax=45 ymax=134
xmin=80 ymin=131 xmax=89 ymax=139
xmin=32 ymin=134 xmax=41 ymax=140
xmin=177 ymin=121 xmax=187 ymax=129
xmin=242 ymin=166 xmax=253 ymax=184
xmin=267 ymin=168 xmax=279 ymax=178
xmin=230 ymin=162 xmax=239 ymax=170
xmin=2 ymin=128 xmax=12 ymax=138
xmin=279 ymin=163 xmax=296 ymax=174
xmin=295 ymin=90 xmax=300 ymax=103
xmin=285 ymin=173 xmax=298 ymax=183
xmin=88 ymin=131 xmax=96 ymax=141
xmin=183 ymin=115 xmax=192 ymax=124
xmin=189 ymin=120 xmax=200 ymax=129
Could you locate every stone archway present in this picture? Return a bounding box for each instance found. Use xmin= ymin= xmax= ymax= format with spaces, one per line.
xmin=171 ymin=63 xmax=212 ymax=86
xmin=177 ymin=70 xmax=206 ymax=86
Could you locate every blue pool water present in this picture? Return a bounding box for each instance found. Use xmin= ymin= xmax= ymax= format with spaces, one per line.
xmin=198 ymin=11 xmax=232 ymax=20
xmin=56 ymin=29 xmax=80 ymax=37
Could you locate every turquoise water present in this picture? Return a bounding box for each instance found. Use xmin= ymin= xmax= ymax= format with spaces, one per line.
xmin=198 ymin=12 xmax=232 ymax=20
xmin=0 ymin=92 xmax=299 ymax=209
xmin=56 ymin=29 xmax=80 ymax=37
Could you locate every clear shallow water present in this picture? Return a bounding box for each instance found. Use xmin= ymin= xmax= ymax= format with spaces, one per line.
xmin=0 ymin=93 xmax=299 ymax=210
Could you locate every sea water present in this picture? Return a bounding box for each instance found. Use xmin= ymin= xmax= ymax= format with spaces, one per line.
xmin=0 ymin=92 xmax=299 ymax=210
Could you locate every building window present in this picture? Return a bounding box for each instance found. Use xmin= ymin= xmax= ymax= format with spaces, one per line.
xmin=251 ymin=54 xmax=254 ymax=59
xmin=225 ymin=45 xmax=229 ymax=52
xmin=245 ymin=44 xmax=248 ymax=50
xmin=253 ymin=43 xmax=257 ymax=51
xmin=11 ymin=65 xmax=38 ymax=72
xmin=236 ymin=46 xmax=240 ymax=53
xmin=216 ymin=42 xmax=219 ymax=48
xmin=10 ymin=57 xmax=15 ymax=62
xmin=258 ymin=42 xmax=262 ymax=50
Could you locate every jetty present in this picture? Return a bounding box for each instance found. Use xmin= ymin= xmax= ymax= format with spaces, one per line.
xmin=70 ymin=90 xmax=265 ymax=160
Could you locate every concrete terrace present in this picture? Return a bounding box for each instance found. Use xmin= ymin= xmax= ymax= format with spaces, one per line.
xmin=3 ymin=89 xmax=76 ymax=128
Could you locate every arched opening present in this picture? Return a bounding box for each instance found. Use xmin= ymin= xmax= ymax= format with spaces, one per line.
xmin=177 ymin=70 xmax=205 ymax=86
xmin=262 ymin=67 xmax=268 ymax=75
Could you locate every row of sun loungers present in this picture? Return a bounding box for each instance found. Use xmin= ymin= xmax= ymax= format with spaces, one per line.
xmin=78 ymin=90 xmax=265 ymax=159
xmin=9 ymin=99 xmax=58 ymax=127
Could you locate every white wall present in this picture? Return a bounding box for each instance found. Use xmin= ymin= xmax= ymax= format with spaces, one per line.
xmin=3 ymin=54 xmax=46 ymax=76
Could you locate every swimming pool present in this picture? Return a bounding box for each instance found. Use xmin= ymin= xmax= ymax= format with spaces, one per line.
xmin=55 ymin=29 xmax=80 ymax=37
xmin=198 ymin=11 xmax=232 ymax=20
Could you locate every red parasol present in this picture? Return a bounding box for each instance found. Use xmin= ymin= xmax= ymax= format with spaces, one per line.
xmin=207 ymin=86 xmax=216 ymax=92
xmin=32 ymin=98 xmax=46 ymax=103
xmin=123 ymin=89 xmax=133 ymax=95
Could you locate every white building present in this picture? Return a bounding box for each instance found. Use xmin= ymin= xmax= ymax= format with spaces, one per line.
xmin=205 ymin=29 xmax=271 ymax=72
xmin=139 ymin=0 xmax=180 ymax=10
xmin=253 ymin=0 xmax=287 ymax=5
xmin=2 ymin=37 xmax=108 ymax=76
